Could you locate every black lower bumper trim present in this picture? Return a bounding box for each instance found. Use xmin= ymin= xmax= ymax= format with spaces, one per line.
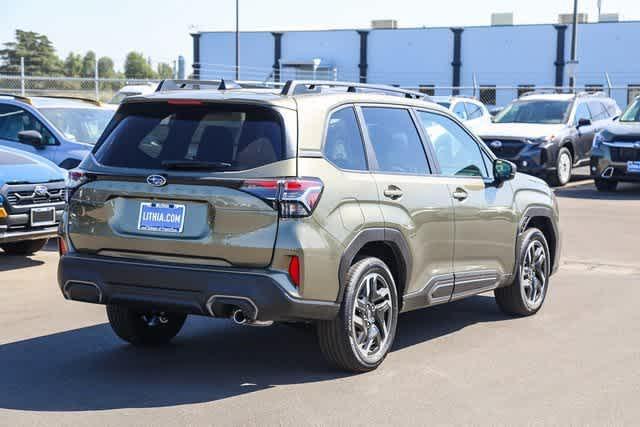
xmin=58 ymin=254 xmax=339 ymax=322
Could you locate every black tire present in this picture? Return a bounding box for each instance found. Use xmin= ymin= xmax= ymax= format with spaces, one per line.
xmin=594 ymin=179 xmax=618 ymax=192
xmin=106 ymin=305 xmax=187 ymax=346
xmin=0 ymin=238 xmax=48 ymax=255
xmin=495 ymin=228 xmax=551 ymax=316
xmin=548 ymin=147 xmax=573 ymax=187
xmin=317 ymin=257 xmax=399 ymax=372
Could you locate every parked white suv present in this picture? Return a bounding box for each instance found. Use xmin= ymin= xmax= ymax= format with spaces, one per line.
xmin=432 ymin=96 xmax=492 ymax=130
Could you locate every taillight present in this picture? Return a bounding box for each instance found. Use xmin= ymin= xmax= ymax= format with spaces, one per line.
xmin=240 ymin=177 xmax=323 ymax=218
xmin=66 ymin=169 xmax=92 ymax=201
xmin=288 ymin=255 xmax=301 ymax=287
xmin=58 ymin=237 xmax=68 ymax=256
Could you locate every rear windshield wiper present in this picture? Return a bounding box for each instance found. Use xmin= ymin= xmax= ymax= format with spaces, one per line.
xmin=161 ymin=160 xmax=232 ymax=170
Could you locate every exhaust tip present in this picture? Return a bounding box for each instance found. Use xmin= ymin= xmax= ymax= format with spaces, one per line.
xmin=232 ymin=309 xmax=247 ymax=325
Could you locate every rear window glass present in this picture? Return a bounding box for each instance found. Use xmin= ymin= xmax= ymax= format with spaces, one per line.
xmin=94 ymin=103 xmax=287 ymax=171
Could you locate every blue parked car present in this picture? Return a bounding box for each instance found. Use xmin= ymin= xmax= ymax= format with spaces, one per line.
xmin=0 ymin=145 xmax=66 ymax=255
xmin=0 ymin=94 xmax=114 ymax=169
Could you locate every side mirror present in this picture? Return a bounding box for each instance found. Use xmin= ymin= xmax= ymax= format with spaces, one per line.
xmin=494 ymin=158 xmax=516 ymax=183
xmin=577 ymin=118 xmax=592 ymax=128
xmin=17 ymin=130 xmax=44 ymax=148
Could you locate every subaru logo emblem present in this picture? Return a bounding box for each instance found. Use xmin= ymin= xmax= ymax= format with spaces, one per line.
xmin=490 ymin=140 xmax=503 ymax=149
xmin=34 ymin=185 xmax=48 ymax=197
xmin=146 ymin=175 xmax=167 ymax=187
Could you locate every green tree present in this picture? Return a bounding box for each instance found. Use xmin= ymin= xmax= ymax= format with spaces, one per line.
xmin=0 ymin=29 xmax=63 ymax=75
xmin=81 ymin=51 xmax=96 ymax=77
xmin=97 ymin=56 xmax=115 ymax=78
xmin=63 ymin=52 xmax=82 ymax=77
xmin=157 ymin=62 xmax=174 ymax=79
xmin=124 ymin=52 xmax=156 ymax=79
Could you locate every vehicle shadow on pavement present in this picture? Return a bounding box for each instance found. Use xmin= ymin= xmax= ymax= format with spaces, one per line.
xmin=0 ymin=295 xmax=508 ymax=412
xmin=0 ymin=254 xmax=44 ymax=272
xmin=555 ymin=182 xmax=640 ymax=200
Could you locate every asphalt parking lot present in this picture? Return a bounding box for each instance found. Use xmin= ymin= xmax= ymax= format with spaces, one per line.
xmin=1 ymin=177 xmax=640 ymax=426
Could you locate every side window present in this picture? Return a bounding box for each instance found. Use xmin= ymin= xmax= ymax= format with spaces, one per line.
xmin=573 ymin=103 xmax=592 ymax=124
xmin=465 ymin=103 xmax=483 ymax=120
xmin=453 ymin=103 xmax=468 ymax=120
xmin=481 ymin=149 xmax=494 ymax=179
xmin=417 ymin=111 xmax=488 ymax=178
xmin=361 ymin=107 xmax=429 ymax=175
xmin=323 ymin=107 xmax=367 ymax=171
xmin=588 ymin=101 xmax=608 ymax=121
xmin=0 ymin=104 xmax=56 ymax=144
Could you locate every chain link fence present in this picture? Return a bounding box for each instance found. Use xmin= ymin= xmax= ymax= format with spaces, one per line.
xmin=1 ymin=73 xmax=638 ymax=109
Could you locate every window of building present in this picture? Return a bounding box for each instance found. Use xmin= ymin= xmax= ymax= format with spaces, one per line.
xmin=417 ymin=111 xmax=488 ymax=178
xmin=480 ymin=85 xmax=497 ymax=105
xmin=584 ymin=84 xmax=604 ymax=94
xmin=419 ymin=85 xmax=435 ymax=96
xmin=361 ymin=107 xmax=429 ymax=175
xmin=323 ymin=107 xmax=368 ymax=171
xmin=517 ymin=85 xmax=535 ymax=98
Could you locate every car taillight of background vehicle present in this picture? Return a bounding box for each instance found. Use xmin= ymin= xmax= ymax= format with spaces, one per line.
xmin=66 ymin=169 xmax=92 ymax=202
xmin=240 ymin=177 xmax=324 ymax=218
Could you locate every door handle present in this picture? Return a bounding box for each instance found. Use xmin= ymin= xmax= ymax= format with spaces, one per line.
xmin=383 ymin=185 xmax=403 ymax=200
xmin=452 ymin=188 xmax=468 ymax=201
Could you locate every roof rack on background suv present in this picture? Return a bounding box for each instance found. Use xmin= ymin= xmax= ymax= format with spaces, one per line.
xmin=280 ymin=80 xmax=431 ymax=100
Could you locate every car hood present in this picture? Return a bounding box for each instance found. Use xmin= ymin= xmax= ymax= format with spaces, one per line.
xmin=0 ymin=146 xmax=65 ymax=185
xmin=602 ymin=121 xmax=640 ymax=139
xmin=475 ymin=123 xmax=566 ymax=140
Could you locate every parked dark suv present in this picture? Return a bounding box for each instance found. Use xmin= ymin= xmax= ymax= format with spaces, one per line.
xmin=591 ymin=96 xmax=640 ymax=191
xmin=477 ymin=91 xmax=620 ymax=186
xmin=58 ymin=80 xmax=560 ymax=372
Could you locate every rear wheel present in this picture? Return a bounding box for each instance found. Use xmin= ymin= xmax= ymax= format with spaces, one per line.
xmin=317 ymin=257 xmax=398 ymax=372
xmin=106 ymin=305 xmax=187 ymax=346
xmin=0 ymin=239 xmax=48 ymax=255
xmin=495 ymin=228 xmax=551 ymax=316
xmin=595 ymin=179 xmax=618 ymax=192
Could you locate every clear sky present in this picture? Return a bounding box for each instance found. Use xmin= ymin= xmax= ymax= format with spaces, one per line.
xmin=2 ymin=0 xmax=639 ymax=72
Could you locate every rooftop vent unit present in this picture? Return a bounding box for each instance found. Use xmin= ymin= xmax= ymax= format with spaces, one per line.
xmin=491 ymin=13 xmax=514 ymax=26
xmin=558 ymin=13 xmax=588 ymax=24
xmin=371 ymin=19 xmax=398 ymax=29
xmin=599 ymin=13 xmax=619 ymax=23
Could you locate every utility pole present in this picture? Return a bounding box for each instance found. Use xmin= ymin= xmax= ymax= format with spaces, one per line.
xmin=569 ymin=0 xmax=579 ymax=90
xmin=235 ymin=0 xmax=239 ymax=80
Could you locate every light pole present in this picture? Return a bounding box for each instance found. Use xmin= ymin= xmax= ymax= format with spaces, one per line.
xmin=569 ymin=0 xmax=579 ymax=90
xmin=235 ymin=0 xmax=239 ymax=80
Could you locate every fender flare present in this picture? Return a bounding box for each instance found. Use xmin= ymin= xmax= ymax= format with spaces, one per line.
xmin=515 ymin=206 xmax=560 ymax=277
xmin=336 ymin=228 xmax=412 ymax=303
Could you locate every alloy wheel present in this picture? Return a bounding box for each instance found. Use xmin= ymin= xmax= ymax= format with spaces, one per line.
xmin=520 ymin=240 xmax=547 ymax=309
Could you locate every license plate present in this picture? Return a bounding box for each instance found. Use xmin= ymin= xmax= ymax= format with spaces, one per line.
xmin=627 ymin=161 xmax=640 ymax=174
xmin=30 ymin=207 xmax=56 ymax=227
xmin=137 ymin=202 xmax=186 ymax=233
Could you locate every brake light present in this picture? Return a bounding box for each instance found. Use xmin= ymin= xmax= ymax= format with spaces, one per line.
xmin=288 ymin=256 xmax=301 ymax=287
xmin=240 ymin=177 xmax=323 ymax=218
xmin=66 ymin=169 xmax=92 ymax=201
xmin=58 ymin=237 xmax=68 ymax=256
xmin=167 ymin=99 xmax=204 ymax=105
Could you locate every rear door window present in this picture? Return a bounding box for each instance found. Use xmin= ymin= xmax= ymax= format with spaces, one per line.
xmin=361 ymin=107 xmax=429 ymax=175
xmin=95 ymin=103 xmax=288 ymax=171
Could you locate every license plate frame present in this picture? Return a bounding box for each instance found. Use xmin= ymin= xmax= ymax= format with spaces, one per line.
xmin=137 ymin=202 xmax=186 ymax=233
xmin=627 ymin=161 xmax=640 ymax=174
xmin=30 ymin=206 xmax=56 ymax=227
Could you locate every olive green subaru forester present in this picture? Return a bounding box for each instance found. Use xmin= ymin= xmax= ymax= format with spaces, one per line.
xmin=58 ymin=80 xmax=560 ymax=372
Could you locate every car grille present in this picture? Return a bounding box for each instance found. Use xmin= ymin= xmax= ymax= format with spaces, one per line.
xmin=482 ymin=139 xmax=525 ymax=158
xmin=6 ymin=188 xmax=66 ymax=206
xmin=609 ymin=146 xmax=640 ymax=162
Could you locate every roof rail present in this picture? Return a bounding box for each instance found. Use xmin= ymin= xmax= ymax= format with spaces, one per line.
xmin=280 ymin=80 xmax=431 ymax=100
xmin=156 ymin=78 xmax=283 ymax=92
xmin=519 ymin=88 xmax=562 ymax=98
xmin=576 ymin=90 xmax=607 ymax=98
xmin=0 ymin=93 xmax=32 ymax=104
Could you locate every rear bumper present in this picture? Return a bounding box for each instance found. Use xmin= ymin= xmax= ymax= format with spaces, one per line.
xmin=58 ymin=254 xmax=339 ymax=322
xmin=0 ymin=225 xmax=58 ymax=244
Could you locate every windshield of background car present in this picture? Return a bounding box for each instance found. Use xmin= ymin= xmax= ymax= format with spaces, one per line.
xmin=94 ymin=102 xmax=287 ymax=171
xmin=40 ymin=108 xmax=113 ymax=144
xmin=493 ymin=100 xmax=571 ymax=124
xmin=620 ymin=100 xmax=640 ymax=122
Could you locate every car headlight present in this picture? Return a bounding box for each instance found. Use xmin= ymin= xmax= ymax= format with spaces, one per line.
xmin=593 ymin=132 xmax=606 ymax=149
xmin=525 ymin=135 xmax=554 ymax=145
